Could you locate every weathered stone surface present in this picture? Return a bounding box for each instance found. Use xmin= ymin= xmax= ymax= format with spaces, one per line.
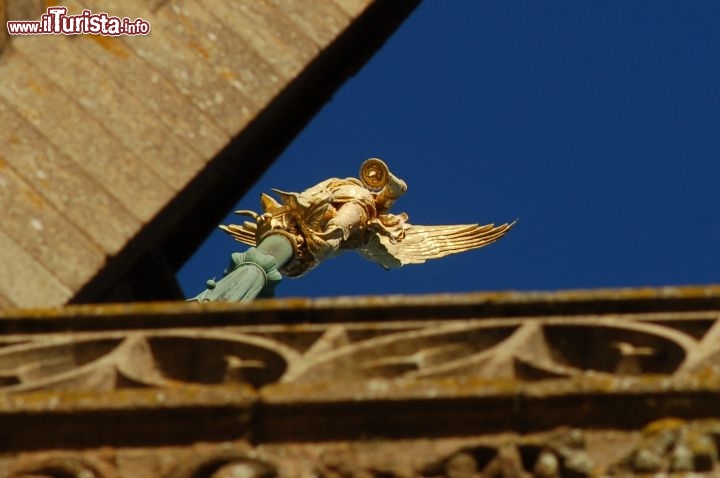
xmin=66 ymin=0 xmax=228 ymax=160
xmin=0 ymin=48 xmax=173 ymax=222
xmin=0 ymin=287 xmax=719 ymax=475
xmin=0 ymin=1 xmax=6 ymax=53
xmin=75 ymin=0 xmax=257 ymax=136
xmin=0 ymin=99 xmax=140 ymax=255
xmin=268 ymin=0 xmax=350 ymax=47
xmin=5 ymin=0 xmax=44 ymax=21
xmin=0 ymin=153 xmax=105 ymax=291
xmin=158 ymin=0 xmax=285 ymax=110
xmin=0 ymin=229 xmax=72 ymax=307
xmin=198 ymin=0 xmax=320 ymax=80
xmin=331 ymin=0 xmax=373 ymax=18
xmin=13 ymin=34 xmax=206 ymax=191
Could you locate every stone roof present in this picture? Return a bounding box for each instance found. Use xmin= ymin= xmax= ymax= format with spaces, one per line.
xmin=0 ymin=0 xmax=419 ymax=309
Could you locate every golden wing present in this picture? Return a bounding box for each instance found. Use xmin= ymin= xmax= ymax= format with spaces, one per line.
xmin=358 ymin=221 xmax=516 ymax=268
xmin=219 ymin=218 xmax=257 ymax=247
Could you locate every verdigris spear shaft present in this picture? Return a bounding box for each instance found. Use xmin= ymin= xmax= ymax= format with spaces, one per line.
xmin=190 ymin=234 xmax=294 ymax=302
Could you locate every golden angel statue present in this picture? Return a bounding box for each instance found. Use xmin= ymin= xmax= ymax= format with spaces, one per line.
xmin=221 ymin=159 xmax=515 ymax=277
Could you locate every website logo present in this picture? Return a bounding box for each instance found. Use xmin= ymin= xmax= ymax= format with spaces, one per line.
xmin=7 ymin=7 xmax=151 ymax=36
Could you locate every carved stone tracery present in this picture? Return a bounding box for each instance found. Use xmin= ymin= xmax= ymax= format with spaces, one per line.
xmin=2 ymin=290 xmax=720 ymax=476
xmin=0 ymin=313 xmax=716 ymax=394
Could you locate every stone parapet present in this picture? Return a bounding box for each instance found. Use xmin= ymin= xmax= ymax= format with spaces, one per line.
xmin=2 ymin=286 xmax=720 ymax=476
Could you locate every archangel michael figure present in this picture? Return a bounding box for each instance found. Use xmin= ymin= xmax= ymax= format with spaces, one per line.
xmin=220 ymin=158 xmax=515 ymax=278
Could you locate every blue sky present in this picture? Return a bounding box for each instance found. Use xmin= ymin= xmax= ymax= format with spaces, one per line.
xmin=178 ymin=1 xmax=720 ymax=299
